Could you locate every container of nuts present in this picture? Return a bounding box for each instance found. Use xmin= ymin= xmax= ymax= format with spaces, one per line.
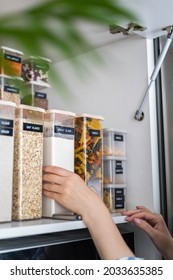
xmin=74 ymin=114 xmax=104 ymax=198
xmin=0 ymin=75 xmax=22 ymax=106
xmin=0 ymin=100 xmax=16 ymax=222
xmin=0 ymin=46 xmax=23 ymax=77
xmin=12 ymin=104 xmax=45 ymax=221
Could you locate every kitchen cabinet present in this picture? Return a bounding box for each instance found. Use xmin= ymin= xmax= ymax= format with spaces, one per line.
xmin=1 ymin=0 xmax=173 ymax=259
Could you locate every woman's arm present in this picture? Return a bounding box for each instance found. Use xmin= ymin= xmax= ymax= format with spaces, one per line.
xmin=43 ymin=165 xmax=134 ymax=260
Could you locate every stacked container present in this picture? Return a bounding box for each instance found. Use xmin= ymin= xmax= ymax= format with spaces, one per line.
xmin=43 ymin=109 xmax=75 ymax=217
xmin=74 ymin=114 xmax=104 ymax=198
xmin=0 ymin=75 xmax=22 ymax=105
xmin=12 ymin=105 xmax=44 ymax=221
xmin=0 ymin=100 xmax=16 ymax=222
xmin=103 ymin=129 xmax=127 ymax=213
xmin=21 ymin=56 xmax=51 ymax=109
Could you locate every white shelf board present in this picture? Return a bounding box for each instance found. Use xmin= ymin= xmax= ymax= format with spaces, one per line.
xmin=0 ymin=215 xmax=126 ymax=240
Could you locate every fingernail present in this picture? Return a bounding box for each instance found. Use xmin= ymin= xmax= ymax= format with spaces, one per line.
xmin=134 ymin=218 xmax=141 ymax=224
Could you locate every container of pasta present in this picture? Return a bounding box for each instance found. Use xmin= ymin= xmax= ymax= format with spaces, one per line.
xmin=12 ymin=105 xmax=44 ymax=221
xmin=0 ymin=75 xmax=22 ymax=105
xmin=22 ymin=56 xmax=51 ymax=85
xmin=103 ymin=184 xmax=126 ymax=213
xmin=43 ymin=109 xmax=75 ymax=217
xmin=103 ymin=156 xmax=127 ymax=184
xmin=0 ymin=46 xmax=23 ymax=77
xmin=75 ymin=114 xmax=104 ymax=197
xmin=0 ymin=100 xmax=16 ymax=222
xmin=103 ymin=128 xmax=126 ymax=156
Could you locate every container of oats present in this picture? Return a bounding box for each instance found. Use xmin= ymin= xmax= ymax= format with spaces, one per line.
xmin=74 ymin=114 xmax=104 ymax=198
xmin=43 ymin=109 xmax=75 ymax=217
xmin=12 ymin=105 xmax=45 ymax=221
xmin=103 ymin=184 xmax=126 ymax=213
xmin=22 ymin=56 xmax=51 ymax=84
xmin=103 ymin=128 xmax=126 ymax=157
xmin=103 ymin=156 xmax=127 ymax=184
xmin=0 ymin=100 xmax=16 ymax=222
xmin=0 ymin=46 xmax=23 ymax=77
xmin=0 ymin=75 xmax=22 ymax=105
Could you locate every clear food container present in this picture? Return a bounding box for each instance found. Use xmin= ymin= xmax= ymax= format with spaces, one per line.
xmin=22 ymin=56 xmax=51 ymax=85
xmin=0 ymin=46 xmax=23 ymax=77
xmin=103 ymin=128 xmax=126 ymax=156
xmin=103 ymin=156 xmax=127 ymax=184
xmin=0 ymin=75 xmax=21 ymax=105
xmin=43 ymin=109 xmax=75 ymax=217
xmin=75 ymin=114 xmax=104 ymax=197
xmin=0 ymin=100 xmax=16 ymax=222
xmin=103 ymin=184 xmax=126 ymax=213
xmin=12 ymin=105 xmax=44 ymax=220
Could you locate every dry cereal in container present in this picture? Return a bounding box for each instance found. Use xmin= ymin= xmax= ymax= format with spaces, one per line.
xmin=12 ymin=105 xmax=44 ymax=220
xmin=0 ymin=75 xmax=22 ymax=105
xmin=103 ymin=184 xmax=126 ymax=213
xmin=103 ymin=128 xmax=126 ymax=156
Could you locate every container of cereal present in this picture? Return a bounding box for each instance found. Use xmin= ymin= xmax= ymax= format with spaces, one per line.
xmin=103 ymin=184 xmax=126 ymax=213
xmin=0 ymin=75 xmax=22 ymax=105
xmin=12 ymin=105 xmax=44 ymax=221
xmin=22 ymin=56 xmax=51 ymax=85
xmin=103 ymin=128 xmax=126 ymax=156
xmin=75 ymin=114 xmax=104 ymax=197
xmin=43 ymin=109 xmax=75 ymax=217
xmin=0 ymin=46 xmax=23 ymax=77
xmin=0 ymin=100 xmax=16 ymax=222
xmin=103 ymin=156 xmax=127 ymax=184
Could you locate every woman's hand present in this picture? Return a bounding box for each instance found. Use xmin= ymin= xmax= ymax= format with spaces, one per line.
xmin=122 ymin=206 xmax=173 ymax=259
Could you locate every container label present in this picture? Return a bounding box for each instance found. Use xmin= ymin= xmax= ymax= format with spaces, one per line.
xmin=114 ymin=134 xmax=124 ymax=142
xmin=115 ymin=161 xmax=123 ymax=174
xmin=4 ymin=54 xmax=21 ymax=63
xmin=34 ymin=62 xmax=49 ymax=72
xmin=0 ymin=127 xmax=13 ymax=136
xmin=89 ymin=129 xmax=100 ymax=137
xmin=0 ymin=118 xmax=13 ymax=128
xmin=4 ymin=85 xmax=20 ymax=94
xmin=54 ymin=125 xmax=74 ymax=135
xmin=115 ymin=188 xmax=124 ymax=195
xmin=115 ymin=168 xmax=123 ymax=174
xmin=115 ymin=202 xmax=124 ymax=209
xmin=115 ymin=196 xmax=124 ymax=202
xmin=23 ymin=123 xmax=43 ymax=133
xmin=34 ymin=92 xmax=47 ymax=99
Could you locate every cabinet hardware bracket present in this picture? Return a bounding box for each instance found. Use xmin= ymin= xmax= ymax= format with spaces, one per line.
xmin=134 ymin=25 xmax=173 ymax=121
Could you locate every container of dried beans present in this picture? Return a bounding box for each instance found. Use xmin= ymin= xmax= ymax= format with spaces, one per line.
xmin=74 ymin=114 xmax=104 ymax=198
xmin=12 ymin=105 xmax=45 ymax=220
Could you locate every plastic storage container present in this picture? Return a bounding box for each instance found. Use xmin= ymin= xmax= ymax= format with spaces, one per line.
xmin=43 ymin=109 xmax=75 ymax=217
xmin=0 ymin=46 xmax=23 ymax=77
xmin=0 ymin=100 xmax=16 ymax=222
xmin=0 ymin=75 xmax=21 ymax=105
xmin=103 ymin=128 xmax=126 ymax=156
xmin=21 ymin=82 xmax=49 ymax=109
xmin=75 ymin=114 xmax=104 ymax=197
xmin=12 ymin=105 xmax=44 ymax=221
xmin=103 ymin=156 xmax=127 ymax=184
xmin=103 ymin=184 xmax=126 ymax=213
xmin=22 ymin=56 xmax=51 ymax=85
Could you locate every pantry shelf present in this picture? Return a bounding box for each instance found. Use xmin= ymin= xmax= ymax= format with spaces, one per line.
xmin=0 ymin=215 xmax=126 ymax=240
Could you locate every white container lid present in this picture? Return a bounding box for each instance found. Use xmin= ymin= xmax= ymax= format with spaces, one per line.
xmin=0 ymin=74 xmax=24 ymax=81
xmin=103 ymin=184 xmax=127 ymax=189
xmin=46 ymin=109 xmax=76 ymax=117
xmin=27 ymin=81 xmax=51 ymax=88
xmin=103 ymin=128 xmax=127 ymax=134
xmin=0 ymin=100 xmax=16 ymax=107
xmin=76 ymin=113 xmax=104 ymax=120
xmin=18 ymin=104 xmax=45 ymax=113
xmin=1 ymin=46 xmax=24 ymax=55
xmin=103 ymin=155 xmax=127 ymax=161
xmin=23 ymin=56 xmax=52 ymax=63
